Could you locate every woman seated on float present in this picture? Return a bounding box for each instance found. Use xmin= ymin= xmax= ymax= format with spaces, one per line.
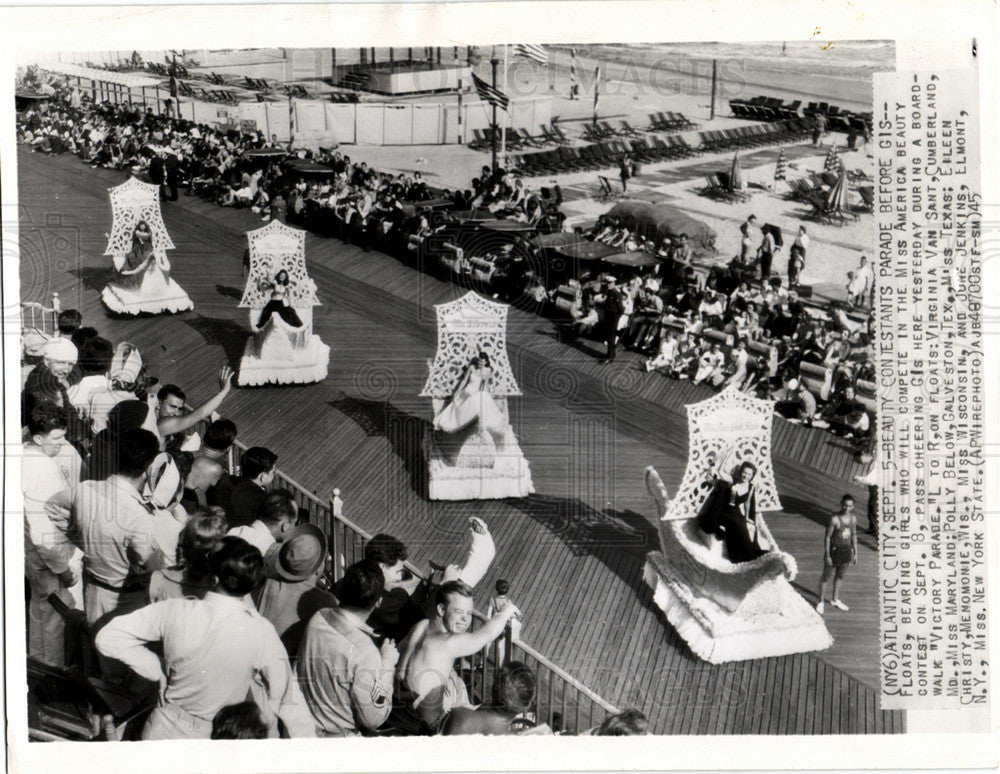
xmin=433 ymin=352 xmax=507 ymax=449
xmin=696 ymin=460 xmax=768 ymax=564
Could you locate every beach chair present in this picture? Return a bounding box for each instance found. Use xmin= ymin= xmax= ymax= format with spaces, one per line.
xmin=598 ymin=121 xmax=621 ymax=138
xmin=857 ymin=186 xmax=875 ymax=213
xmin=619 ymin=120 xmax=642 ymax=137
xmin=668 ymin=112 xmax=695 ymax=129
xmin=577 ymin=144 xmax=602 ymax=167
xmin=627 ymin=138 xmax=657 ymax=164
xmin=548 ymin=123 xmax=571 ymax=144
xmin=558 ymin=146 xmax=587 ymax=171
xmin=517 ymin=128 xmax=545 ymax=148
xmin=581 ymin=123 xmax=604 ymax=143
xmin=597 ymin=175 xmax=616 ymax=200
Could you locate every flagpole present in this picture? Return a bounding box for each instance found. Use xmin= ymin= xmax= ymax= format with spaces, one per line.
xmin=490 ymin=48 xmax=499 ymax=175
xmin=500 ymin=44 xmax=508 ymax=171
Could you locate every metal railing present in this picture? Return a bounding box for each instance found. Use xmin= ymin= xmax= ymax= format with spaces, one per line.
xmin=213 ymin=432 xmax=620 ymax=732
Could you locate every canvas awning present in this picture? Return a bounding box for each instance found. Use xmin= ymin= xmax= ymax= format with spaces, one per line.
xmin=35 ymin=61 xmax=163 ymax=88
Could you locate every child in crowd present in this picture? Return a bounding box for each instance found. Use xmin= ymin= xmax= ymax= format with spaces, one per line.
xmin=487 ymin=579 xmax=517 ymax=665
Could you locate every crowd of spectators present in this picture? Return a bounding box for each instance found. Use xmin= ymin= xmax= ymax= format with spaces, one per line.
xmin=21 ymin=307 xmax=645 ymax=740
xmin=19 ymin=76 xmax=870 ymax=740
xmin=16 ymin=79 xmax=566 ymax=270
xmin=559 ymin=212 xmax=876 ymax=457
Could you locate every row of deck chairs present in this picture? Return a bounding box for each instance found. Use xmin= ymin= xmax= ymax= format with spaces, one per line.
xmin=468 ymin=124 xmax=570 ymax=152
xmin=729 ymin=97 xmax=802 ymax=122
xmin=801 ymin=101 xmax=874 ymax=134
xmin=647 ymin=112 xmax=698 ymax=131
xmin=244 ymin=76 xmax=271 ymax=91
xmin=697 ymin=119 xmax=810 ymax=152
xmin=580 ymin=120 xmax=645 ymax=142
xmin=175 ymin=81 xmax=240 ymax=105
xmin=511 ymin=134 xmax=697 ymax=177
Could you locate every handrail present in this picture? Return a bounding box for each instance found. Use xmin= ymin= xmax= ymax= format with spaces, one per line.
xmin=202 ymin=427 xmax=620 ymax=731
xmin=477 ymin=610 xmax=620 ymax=715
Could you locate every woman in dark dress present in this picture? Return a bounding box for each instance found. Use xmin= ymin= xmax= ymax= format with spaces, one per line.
xmin=696 ymin=460 xmax=765 ymax=563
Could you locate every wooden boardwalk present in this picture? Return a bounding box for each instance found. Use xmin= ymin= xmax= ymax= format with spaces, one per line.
xmin=15 ymin=148 xmax=902 ymax=734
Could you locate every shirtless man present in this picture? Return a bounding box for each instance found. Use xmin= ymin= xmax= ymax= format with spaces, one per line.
xmin=397 ymin=581 xmax=520 ymax=731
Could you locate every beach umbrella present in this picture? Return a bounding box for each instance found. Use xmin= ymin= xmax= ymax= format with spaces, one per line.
xmin=823 ymin=144 xmax=840 ymax=172
xmin=601 ymin=251 xmax=661 ymax=269
xmin=729 ymin=152 xmax=745 ymax=192
xmin=774 ymin=149 xmax=787 ymax=184
xmin=825 ymin=166 xmax=851 ymax=214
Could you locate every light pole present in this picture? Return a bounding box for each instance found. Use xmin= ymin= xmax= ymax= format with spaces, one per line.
xmin=490 ymin=54 xmax=499 ymax=175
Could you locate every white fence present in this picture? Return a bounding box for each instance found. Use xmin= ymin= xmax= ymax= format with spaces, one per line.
xmin=209 ymin=96 xmax=551 ymax=146
xmin=53 ymin=69 xmax=551 ymax=147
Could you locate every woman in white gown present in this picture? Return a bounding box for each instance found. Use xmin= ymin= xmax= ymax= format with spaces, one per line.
xmin=104 ymin=220 xmax=192 ymax=314
xmin=433 ymin=352 xmax=507 ymax=449
xmin=116 ymin=220 xmax=166 ymax=290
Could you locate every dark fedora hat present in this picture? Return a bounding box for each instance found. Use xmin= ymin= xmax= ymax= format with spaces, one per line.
xmin=265 ymin=523 xmax=327 ymax=583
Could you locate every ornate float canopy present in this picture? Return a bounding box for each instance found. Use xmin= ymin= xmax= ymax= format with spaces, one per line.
xmin=104 ymin=177 xmax=175 ymax=256
xmin=239 ymin=220 xmax=319 ymax=308
xmin=665 ymin=385 xmax=782 ymax=520
xmin=420 ymin=291 xmax=521 ymax=398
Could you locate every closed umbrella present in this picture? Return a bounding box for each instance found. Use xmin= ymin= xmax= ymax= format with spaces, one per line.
xmin=825 ymin=166 xmax=850 ymax=215
xmin=773 ymin=148 xmax=787 ymax=185
xmin=729 ymin=152 xmax=745 ymax=192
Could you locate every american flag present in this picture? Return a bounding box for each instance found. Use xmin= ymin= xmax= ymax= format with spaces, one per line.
xmin=512 ymin=44 xmax=548 ymax=64
xmin=472 ymin=72 xmax=510 ymax=112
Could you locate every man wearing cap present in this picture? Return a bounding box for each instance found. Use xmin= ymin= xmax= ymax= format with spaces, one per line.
xmin=25 ymin=337 xmax=78 ymax=396
xmin=228 ymin=488 xmax=295 ymax=556
xmin=599 ymin=280 xmax=626 ymax=364
xmin=254 ymin=523 xmax=337 ymax=656
xmin=296 ymin=560 xmax=399 ymax=736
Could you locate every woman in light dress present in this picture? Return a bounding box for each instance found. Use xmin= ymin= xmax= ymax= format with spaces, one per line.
xmin=433 ymin=352 xmax=507 ymax=450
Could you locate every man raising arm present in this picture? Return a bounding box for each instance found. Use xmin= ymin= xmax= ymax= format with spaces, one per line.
xmin=399 ymin=581 xmax=520 ymax=731
xmin=156 ymin=365 xmax=234 ymax=439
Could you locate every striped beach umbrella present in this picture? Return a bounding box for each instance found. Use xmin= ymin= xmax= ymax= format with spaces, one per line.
xmin=826 ymin=166 xmax=851 ymax=214
xmin=824 ymin=144 xmax=840 ymax=172
xmin=774 ymin=148 xmax=787 ymax=183
xmin=593 ymin=65 xmax=601 ymax=122
xmin=729 ymin=152 xmax=744 ymax=192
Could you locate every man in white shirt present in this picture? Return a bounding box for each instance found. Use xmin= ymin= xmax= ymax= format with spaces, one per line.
xmin=87 ymin=341 xmax=147 ymax=433
xmin=22 ymin=403 xmax=82 ymax=666
xmin=67 ymin=336 xmax=113 ymax=415
xmin=788 ymin=225 xmax=810 ymax=287
xmin=44 ymin=428 xmax=163 ymax=631
xmin=227 ymin=489 xmax=296 ymax=556
xmin=96 ymin=537 xmax=315 ymax=740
